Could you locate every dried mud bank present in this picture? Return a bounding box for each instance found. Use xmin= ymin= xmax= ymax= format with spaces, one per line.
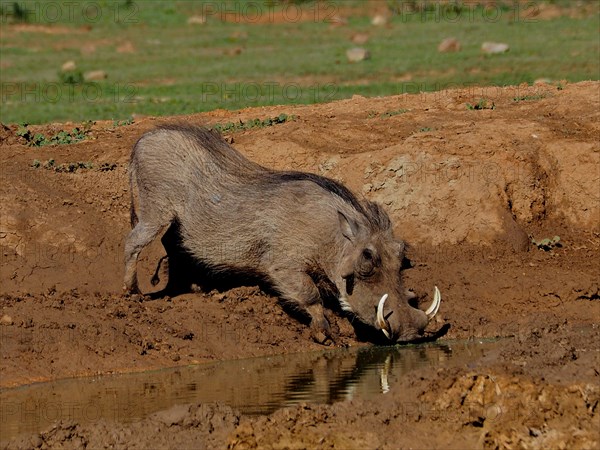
xmin=1 ymin=81 xmax=599 ymax=448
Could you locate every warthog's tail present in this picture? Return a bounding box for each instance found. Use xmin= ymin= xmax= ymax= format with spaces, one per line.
xmin=129 ymin=162 xmax=138 ymax=228
xmin=130 ymin=200 xmax=138 ymax=228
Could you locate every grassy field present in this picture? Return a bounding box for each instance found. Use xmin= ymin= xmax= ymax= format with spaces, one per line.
xmin=1 ymin=0 xmax=598 ymax=124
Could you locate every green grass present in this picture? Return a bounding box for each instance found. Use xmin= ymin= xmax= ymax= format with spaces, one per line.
xmin=1 ymin=0 xmax=598 ymax=124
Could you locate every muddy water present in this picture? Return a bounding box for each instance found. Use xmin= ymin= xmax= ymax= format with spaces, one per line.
xmin=0 ymin=339 xmax=498 ymax=441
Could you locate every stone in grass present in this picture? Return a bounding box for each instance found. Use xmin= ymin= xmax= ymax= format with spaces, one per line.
xmin=84 ymin=70 xmax=108 ymax=81
xmin=346 ymin=47 xmax=371 ymax=63
xmin=371 ymin=14 xmax=388 ymax=26
xmin=61 ymin=60 xmax=77 ymax=71
xmin=481 ymin=42 xmax=510 ymax=54
xmin=438 ymin=37 xmax=461 ymax=53
xmin=187 ymin=15 xmax=206 ymax=25
xmin=351 ymin=33 xmax=370 ymax=45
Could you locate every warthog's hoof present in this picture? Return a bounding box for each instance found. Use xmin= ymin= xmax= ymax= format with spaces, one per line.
xmin=122 ymin=285 xmax=145 ymax=302
xmin=311 ymin=317 xmax=333 ymax=345
xmin=312 ymin=330 xmax=333 ymax=346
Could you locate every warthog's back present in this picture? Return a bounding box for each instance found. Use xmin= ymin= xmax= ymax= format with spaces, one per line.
xmin=131 ymin=124 xmax=263 ymax=195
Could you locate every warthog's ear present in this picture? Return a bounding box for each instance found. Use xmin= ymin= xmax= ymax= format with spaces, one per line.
xmin=338 ymin=211 xmax=359 ymax=242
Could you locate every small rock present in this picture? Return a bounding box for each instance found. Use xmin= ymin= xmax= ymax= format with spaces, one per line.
xmin=230 ymin=31 xmax=248 ymax=41
xmin=346 ymin=47 xmax=371 ymax=63
xmin=328 ymin=15 xmax=348 ymax=26
xmin=187 ymin=15 xmax=206 ymax=25
xmin=116 ymin=41 xmax=135 ymax=53
xmin=438 ymin=37 xmax=461 ymax=53
xmin=481 ymin=42 xmax=510 ymax=54
xmin=29 ymin=435 xmax=43 ymax=448
xmin=152 ymin=404 xmax=189 ymax=426
xmin=351 ymin=33 xmax=370 ymax=45
xmin=223 ymin=47 xmax=242 ymax=56
xmin=61 ymin=60 xmax=77 ymax=71
xmin=213 ymin=292 xmax=227 ymax=301
xmin=1 ymin=314 xmax=13 ymax=326
xmin=371 ymin=14 xmax=388 ymax=26
xmin=534 ymin=78 xmax=553 ymax=85
xmin=84 ymin=70 xmax=108 ymax=81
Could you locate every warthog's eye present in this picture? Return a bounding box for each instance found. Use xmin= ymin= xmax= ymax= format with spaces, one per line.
xmin=357 ymin=248 xmax=378 ymax=277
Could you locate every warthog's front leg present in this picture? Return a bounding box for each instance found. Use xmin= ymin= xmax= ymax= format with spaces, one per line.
xmin=270 ymin=269 xmax=332 ymax=344
xmin=306 ymin=302 xmax=332 ymax=345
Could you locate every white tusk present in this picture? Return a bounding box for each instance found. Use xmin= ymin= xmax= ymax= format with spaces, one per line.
xmin=425 ymin=286 xmax=441 ymax=319
xmin=377 ymin=293 xmax=388 ymax=328
xmin=377 ymin=294 xmax=392 ymax=339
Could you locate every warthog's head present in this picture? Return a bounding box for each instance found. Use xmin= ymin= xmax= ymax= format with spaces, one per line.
xmin=336 ymin=207 xmax=440 ymax=342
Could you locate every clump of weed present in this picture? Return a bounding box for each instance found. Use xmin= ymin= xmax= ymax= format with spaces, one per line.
xmin=32 ymin=159 xmax=119 ymax=173
xmin=513 ymin=94 xmax=548 ymax=102
xmin=368 ymin=109 xmax=409 ymax=119
xmin=467 ymin=99 xmax=495 ymax=110
xmin=17 ymin=124 xmax=89 ymax=147
xmin=98 ymin=162 xmax=117 ymax=171
xmin=58 ymin=69 xmax=85 ymax=85
xmin=531 ymin=235 xmax=561 ymax=251
xmin=1 ymin=2 xmax=30 ymax=23
xmin=32 ymin=159 xmax=94 ymax=172
xmin=212 ymin=113 xmax=296 ymax=133
xmin=112 ymin=118 xmax=134 ymax=127
xmin=16 ymin=124 xmax=47 ymax=146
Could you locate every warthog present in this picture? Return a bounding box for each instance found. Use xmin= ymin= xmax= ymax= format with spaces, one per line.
xmin=124 ymin=124 xmax=441 ymax=343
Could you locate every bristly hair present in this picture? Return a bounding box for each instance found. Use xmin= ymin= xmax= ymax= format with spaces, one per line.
xmin=278 ymin=172 xmax=391 ymax=233
xmin=153 ymin=123 xmax=239 ymax=156
xmin=278 ymin=171 xmax=365 ymax=214
xmin=362 ymin=200 xmax=392 ymax=232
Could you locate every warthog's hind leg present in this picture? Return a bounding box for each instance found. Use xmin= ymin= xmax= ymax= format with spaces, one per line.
xmin=151 ymin=255 xmax=169 ymax=286
xmin=124 ymin=222 xmax=168 ymax=294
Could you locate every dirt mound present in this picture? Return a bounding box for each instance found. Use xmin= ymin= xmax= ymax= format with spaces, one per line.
xmin=1 ymin=82 xmax=599 ymax=449
xmin=5 ymin=403 xmax=240 ymax=450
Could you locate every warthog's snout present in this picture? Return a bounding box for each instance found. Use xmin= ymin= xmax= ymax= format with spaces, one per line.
xmin=376 ymin=287 xmax=441 ymax=341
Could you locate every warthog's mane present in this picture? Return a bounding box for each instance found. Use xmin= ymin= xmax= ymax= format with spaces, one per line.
xmin=153 ymin=123 xmax=391 ymax=233
xmin=276 ymin=171 xmax=391 ymax=232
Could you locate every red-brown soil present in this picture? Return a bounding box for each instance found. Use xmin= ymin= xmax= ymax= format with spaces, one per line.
xmin=1 ymin=81 xmax=599 ymax=449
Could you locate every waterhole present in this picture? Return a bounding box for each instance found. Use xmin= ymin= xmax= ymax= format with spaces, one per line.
xmin=0 ymin=339 xmax=499 ymax=442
